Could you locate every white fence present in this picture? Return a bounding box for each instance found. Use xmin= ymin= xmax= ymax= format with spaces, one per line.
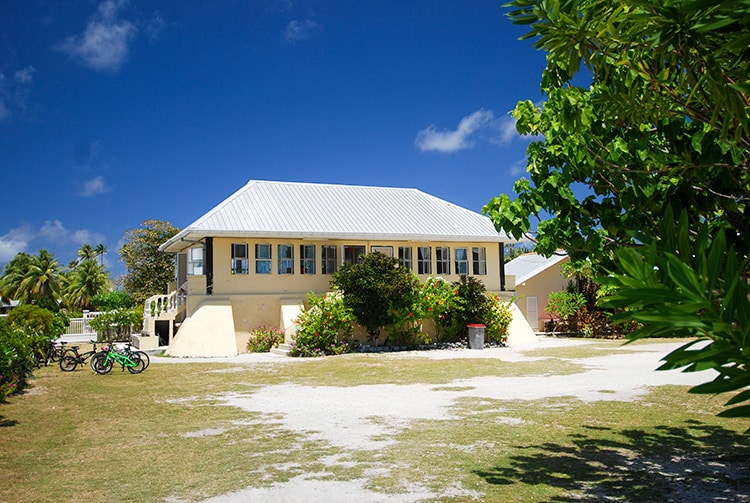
xmin=64 ymin=311 xmax=103 ymax=336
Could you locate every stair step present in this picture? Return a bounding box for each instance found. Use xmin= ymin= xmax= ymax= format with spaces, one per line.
xmin=270 ymin=343 xmax=292 ymax=357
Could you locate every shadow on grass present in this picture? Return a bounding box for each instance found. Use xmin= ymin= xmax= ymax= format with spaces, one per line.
xmin=474 ymin=421 xmax=750 ymax=502
xmin=0 ymin=415 xmax=18 ymax=427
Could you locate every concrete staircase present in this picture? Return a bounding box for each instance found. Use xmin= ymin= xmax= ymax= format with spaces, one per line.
xmin=270 ymin=343 xmax=292 ymax=357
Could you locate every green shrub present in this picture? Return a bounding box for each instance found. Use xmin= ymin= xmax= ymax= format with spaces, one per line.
xmin=0 ymin=318 xmax=34 ymax=400
xmin=438 ymin=276 xmax=495 ymax=341
xmin=291 ymin=291 xmax=353 ymax=357
xmin=332 ymin=252 xmax=420 ymax=344
xmin=89 ymin=308 xmax=143 ymax=342
xmin=246 ymin=324 xmax=283 ymax=353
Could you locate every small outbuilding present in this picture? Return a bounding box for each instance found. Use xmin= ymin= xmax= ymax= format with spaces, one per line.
xmin=504 ymin=252 xmax=570 ymax=331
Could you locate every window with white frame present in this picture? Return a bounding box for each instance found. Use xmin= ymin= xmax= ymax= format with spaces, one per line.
xmin=472 ymin=247 xmax=487 ymax=275
xmin=300 ymin=245 xmax=315 ymax=274
xmin=231 ymin=243 xmax=248 ymax=274
xmin=398 ymin=246 xmax=412 ymax=270
xmin=187 ymin=246 xmax=204 ymax=275
xmin=255 ymin=244 xmax=271 ymax=274
xmin=417 ymin=246 xmax=432 ymax=274
xmin=321 ymin=245 xmax=337 ymax=274
xmin=454 ymin=247 xmax=469 ymax=275
xmin=344 ymin=245 xmax=366 ymax=265
xmin=436 ymin=247 xmax=450 ymax=275
xmin=371 ymin=246 xmax=393 ymax=257
xmin=278 ymin=244 xmax=294 ymax=274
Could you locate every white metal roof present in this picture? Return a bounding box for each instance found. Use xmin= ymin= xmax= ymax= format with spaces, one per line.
xmin=504 ymin=252 xmax=569 ymax=285
xmin=161 ymin=180 xmax=512 ymax=252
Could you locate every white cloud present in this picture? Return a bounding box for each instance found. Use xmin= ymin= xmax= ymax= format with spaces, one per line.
xmin=38 ymin=220 xmax=105 ymax=247
xmin=39 ymin=220 xmax=69 ymax=243
xmin=55 ymin=0 xmax=137 ymax=72
xmin=80 ymin=176 xmax=112 ymax=197
xmin=415 ymin=109 xmax=495 ymax=153
xmin=284 ymin=19 xmax=321 ymax=43
xmin=0 ymin=66 xmax=36 ymax=121
xmin=0 ymin=225 xmax=33 ymax=263
xmin=416 ymin=109 xmax=535 ymax=153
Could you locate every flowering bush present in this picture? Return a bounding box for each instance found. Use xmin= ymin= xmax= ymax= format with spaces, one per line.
xmin=417 ymin=276 xmax=460 ymax=340
xmin=246 ymin=324 xmax=284 ymax=353
xmin=483 ymin=293 xmax=513 ymax=343
xmin=291 ymin=291 xmax=353 ymax=357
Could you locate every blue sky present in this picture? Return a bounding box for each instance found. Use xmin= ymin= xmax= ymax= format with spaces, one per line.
xmin=0 ymin=0 xmax=545 ymax=278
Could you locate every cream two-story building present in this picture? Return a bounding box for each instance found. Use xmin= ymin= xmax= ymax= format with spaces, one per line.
xmin=147 ymin=180 xmax=518 ymax=356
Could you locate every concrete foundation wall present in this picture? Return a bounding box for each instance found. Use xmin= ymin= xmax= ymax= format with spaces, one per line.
xmin=166 ymin=298 xmax=237 ymax=357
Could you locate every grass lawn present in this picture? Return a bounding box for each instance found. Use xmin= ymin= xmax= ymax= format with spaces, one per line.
xmin=0 ymin=338 xmax=748 ymax=502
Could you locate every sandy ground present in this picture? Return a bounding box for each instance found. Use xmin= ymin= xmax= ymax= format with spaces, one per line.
xmin=154 ymin=338 xmax=735 ymax=502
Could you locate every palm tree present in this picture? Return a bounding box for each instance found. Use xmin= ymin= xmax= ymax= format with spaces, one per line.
xmin=94 ymin=243 xmax=107 ymax=266
xmin=0 ymin=252 xmax=32 ymax=303
xmin=66 ymin=260 xmax=111 ymax=310
xmin=77 ymin=244 xmax=97 ymax=264
xmin=17 ymin=250 xmax=63 ymax=308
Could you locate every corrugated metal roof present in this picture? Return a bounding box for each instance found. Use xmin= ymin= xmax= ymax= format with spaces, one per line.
xmin=162 ymin=180 xmax=512 ymax=252
xmin=504 ymin=252 xmax=569 ymax=285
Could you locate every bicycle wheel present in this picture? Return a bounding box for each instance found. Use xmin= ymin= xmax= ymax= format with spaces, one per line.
xmin=91 ymin=353 xmax=113 ymax=375
xmin=127 ymin=354 xmax=146 ymax=374
xmin=134 ymin=351 xmax=150 ymax=370
xmin=59 ymin=355 xmax=78 ymax=372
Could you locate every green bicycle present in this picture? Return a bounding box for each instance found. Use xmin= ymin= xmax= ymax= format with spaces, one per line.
xmin=90 ymin=344 xmax=146 ymax=375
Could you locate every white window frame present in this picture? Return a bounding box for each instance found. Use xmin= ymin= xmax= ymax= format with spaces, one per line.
xmin=231 ymin=243 xmax=249 ymax=275
xmin=321 ymin=245 xmax=337 ymax=274
xmin=398 ymin=246 xmax=412 ymax=271
xmin=472 ymin=247 xmax=487 ymax=275
xmin=300 ymin=245 xmax=316 ymax=274
xmin=187 ymin=246 xmax=204 ymax=276
xmin=417 ymin=246 xmax=432 ymax=275
xmin=436 ymin=246 xmax=450 ymax=275
xmin=454 ymin=247 xmax=469 ymax=275
xmin=255 ymin=243 xmax=271 ymax=274
xmin=278 ymin=244 xmax=294 ymax=274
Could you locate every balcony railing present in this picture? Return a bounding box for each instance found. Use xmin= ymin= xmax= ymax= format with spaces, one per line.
xmin=143 ymin=286 xmax=187 ymax=320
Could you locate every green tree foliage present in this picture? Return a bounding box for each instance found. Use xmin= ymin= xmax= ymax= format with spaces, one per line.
xmin=332 ymin=252 xmax=420 ymax=345
xmin=119 ymin=220 xmax=179 ymax=306
xmin=91 ymin=291 xmax=134 ymax=311
xmin=65 ymin=259 xmax=111 ymax=311
xmin=487 ymin=1 xmax=750 ymax=417
xmin=485 ymin=0 xmax=749 ymax=267
xmin=0 ymin=252 xmax=32 ymax=303
xmin=602 ymin=208 xmax=750 ymax=418
xmin=13 ymin=250 xmax=64 ymax=311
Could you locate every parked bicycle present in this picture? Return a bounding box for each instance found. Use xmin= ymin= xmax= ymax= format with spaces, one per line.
xmin=58 ymin=340 xmax=100 ymax=372
xmin=35 ymin=339 xmax=67 ymax=367
xmin=90 ymin=344 xmax=146 ymax=375
xmin=122 ymin=344 xmax=150 ymax=371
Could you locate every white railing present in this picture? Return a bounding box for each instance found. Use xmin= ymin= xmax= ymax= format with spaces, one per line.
xmin=64 ymin=311 xmax=103 ymax=336
xmin=143 ymin=287 xmax=187 ymax=320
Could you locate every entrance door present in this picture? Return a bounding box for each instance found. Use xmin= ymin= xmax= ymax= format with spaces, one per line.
xmin=526 ymin=296 xmax=539 ymax=331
